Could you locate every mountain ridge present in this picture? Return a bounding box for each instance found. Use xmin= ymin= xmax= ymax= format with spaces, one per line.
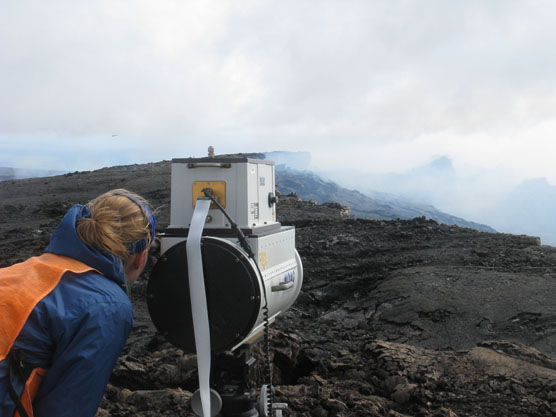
xmin=274 ymin=166 xmax=495 ymax=232
xmin=0 ymin=157 xmax=495 ymax=233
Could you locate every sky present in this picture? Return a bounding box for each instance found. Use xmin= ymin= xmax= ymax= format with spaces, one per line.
xmin=2 ymin=1 xmax=556 ymax=215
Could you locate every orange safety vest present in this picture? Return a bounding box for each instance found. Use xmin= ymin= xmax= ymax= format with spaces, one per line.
xmin=0 ymin=253 xmax=97 ymax=417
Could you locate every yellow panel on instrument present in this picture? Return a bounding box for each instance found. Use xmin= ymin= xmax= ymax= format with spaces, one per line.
xmin=259 ymin=251 xmax=268 ymax=270
xmin=192 ymin=181 xmax=226 ymax=208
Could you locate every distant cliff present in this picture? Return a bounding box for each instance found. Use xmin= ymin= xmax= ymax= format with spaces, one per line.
xmin=0 ymin=167 xmax=66 ymax=181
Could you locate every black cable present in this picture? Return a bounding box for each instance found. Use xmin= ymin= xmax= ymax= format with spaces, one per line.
xmin=201 ymin=190 xmax=254 ymax=258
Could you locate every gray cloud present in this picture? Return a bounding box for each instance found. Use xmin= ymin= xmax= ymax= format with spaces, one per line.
xmin=1 ymin=0 xmax=556 ymax=178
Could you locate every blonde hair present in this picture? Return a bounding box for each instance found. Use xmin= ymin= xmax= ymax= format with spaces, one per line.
xmin=76 ymin=189 xmax=154 ymax=264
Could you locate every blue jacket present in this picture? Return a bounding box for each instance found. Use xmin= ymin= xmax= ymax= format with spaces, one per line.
xmin=0 ymin=205 xmax=134 ymax=417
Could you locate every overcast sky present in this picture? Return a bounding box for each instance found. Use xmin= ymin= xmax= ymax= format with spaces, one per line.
xmin=2 ymin=0 xmax=556 ymax=187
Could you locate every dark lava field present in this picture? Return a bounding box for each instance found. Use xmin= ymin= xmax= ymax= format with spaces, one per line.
xmin=3 ymin=161 xmax=556 ymax=417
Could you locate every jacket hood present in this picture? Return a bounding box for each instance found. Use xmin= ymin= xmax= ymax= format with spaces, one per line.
xmin=45 ymin=204 xmax=126 ymax=285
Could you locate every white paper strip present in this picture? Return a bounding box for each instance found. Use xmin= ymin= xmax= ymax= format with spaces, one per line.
xmin=186 ymin=198 xmax=212 ymax=417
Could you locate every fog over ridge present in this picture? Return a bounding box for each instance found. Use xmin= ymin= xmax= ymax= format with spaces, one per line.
xmin=265 ymin=151 xmax=556 ymax=246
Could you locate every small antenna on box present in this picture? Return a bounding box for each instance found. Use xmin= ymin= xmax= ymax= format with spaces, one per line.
xmin=208 ymin=146 xmax=215 ymax=158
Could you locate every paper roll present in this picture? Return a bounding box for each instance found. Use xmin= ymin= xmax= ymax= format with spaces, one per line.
xmin=186 ymin=198 xmax=212 ymax=417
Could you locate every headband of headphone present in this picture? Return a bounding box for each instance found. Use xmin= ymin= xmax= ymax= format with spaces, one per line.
xmin=115 ymin=193 xmax=156 ymax=254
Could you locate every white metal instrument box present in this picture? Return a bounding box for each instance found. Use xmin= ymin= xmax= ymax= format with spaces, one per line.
xmin=169 ymin=157 xmax=278 ymax=231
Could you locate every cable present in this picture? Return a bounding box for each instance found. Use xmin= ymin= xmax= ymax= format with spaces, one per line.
xmin=201 ymin=189 xmax=254 ymax=258
xmin=202 ymin=189 xmax=274 ymax=415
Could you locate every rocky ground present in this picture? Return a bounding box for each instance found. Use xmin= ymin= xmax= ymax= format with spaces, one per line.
xmin=2 ymin=161 xmax=556 ymax=416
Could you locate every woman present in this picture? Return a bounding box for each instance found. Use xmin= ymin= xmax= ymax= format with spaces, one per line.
xmin=0 ymin=189 xmax=156 ymax=417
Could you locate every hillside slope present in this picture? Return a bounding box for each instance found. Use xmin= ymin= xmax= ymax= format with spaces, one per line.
xmin=276 ymin=167 xmax=495 ymax=232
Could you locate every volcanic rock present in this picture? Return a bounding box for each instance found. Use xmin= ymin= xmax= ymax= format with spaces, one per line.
xmin=2 ymin=161 xmax=556 ymax=416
